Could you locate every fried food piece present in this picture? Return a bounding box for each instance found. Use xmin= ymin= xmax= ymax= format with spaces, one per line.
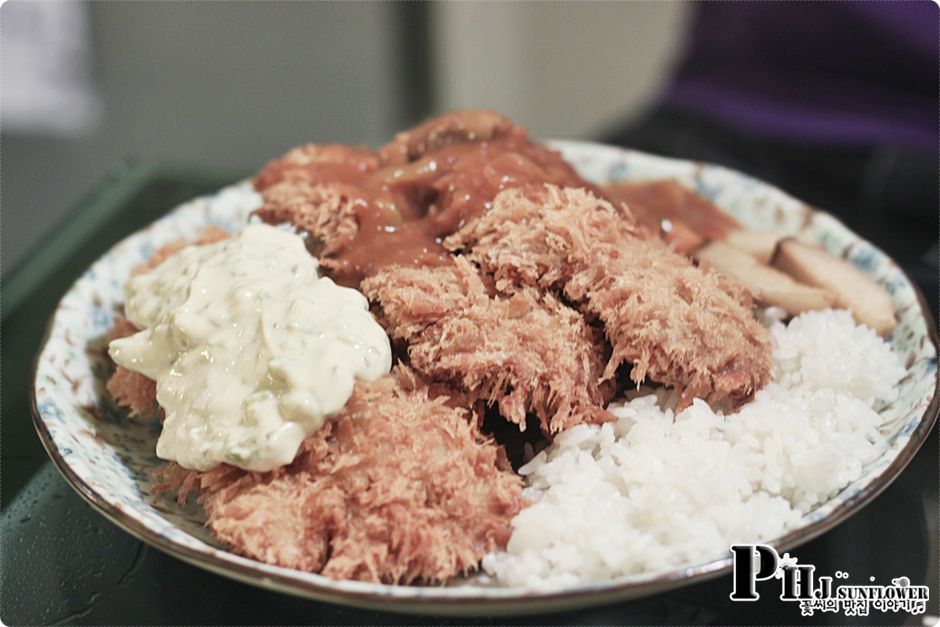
xmin=361 ymin=257 xmax=614 ymax=433
xmin=105 ymin=316 xmax=157 ymax=418
xmin=251 ymin=110 xmax=598 ymax=286
xmin=251 ymin=180 xmax=361 ymax=261
xmin=157 ymin=371 xmax=525 ymax=584
xmin=377 ymin=109 xmax=513 ymax=164
xmin=254 ymin=144 xmax=381 ymax=191
xmin=446 ymin=185 xmax=772 ymax=407
xmin=108 ymin=231 xmax=525 ymax=583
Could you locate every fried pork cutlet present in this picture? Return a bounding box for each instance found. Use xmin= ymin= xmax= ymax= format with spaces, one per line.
xmin=106 ymin=230 xmax=525 ymax=583
xmin=154 ymin=370 xmax=524 ymax=584
xmin=446 ymin=185 xmax=772 ymax=408
xmin=252 ymin=110 xmax=597 ymax=286
xmin=253 ymin=144 xmax=381 ymax=191
xmin=377 ymin=108 xmax=514 ymax=164
xmin=361 ymin=257 xmax=613 ymax=433
xmin=251 ymin=180 xmax=361 ymax=262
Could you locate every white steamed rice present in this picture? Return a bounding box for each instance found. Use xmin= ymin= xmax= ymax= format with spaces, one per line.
xmin=483 ymin=309 xmax=904 ymax=588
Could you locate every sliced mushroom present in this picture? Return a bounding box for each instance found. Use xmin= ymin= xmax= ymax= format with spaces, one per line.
xmin=772 ymin=238 xmax=896 ymax=335
xmin=695 ymin=241 xmax=836 ymax=315
xmin=723 ymin=229 xmax=787 ymax=264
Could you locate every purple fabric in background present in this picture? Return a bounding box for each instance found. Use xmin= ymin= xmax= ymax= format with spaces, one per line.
xmin=666 ymin=2 xmax=938 ymax=149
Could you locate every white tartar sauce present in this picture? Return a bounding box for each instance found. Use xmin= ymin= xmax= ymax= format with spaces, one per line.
xmin=109 ymin=223 xmax=392 ymax=472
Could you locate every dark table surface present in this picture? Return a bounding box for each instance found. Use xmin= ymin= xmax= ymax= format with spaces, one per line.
xmin=2 ymin=161 xmax=937 ymax=626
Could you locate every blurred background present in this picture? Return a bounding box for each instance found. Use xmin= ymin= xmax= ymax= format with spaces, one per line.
xmin=1 ymin=2 xmax=685 ymax=271
xmin=2 ymin=1 xmax=936 ymax=290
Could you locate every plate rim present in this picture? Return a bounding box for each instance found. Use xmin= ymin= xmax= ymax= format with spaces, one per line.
xmin=29 ymin=143 xmax=940 ymax=615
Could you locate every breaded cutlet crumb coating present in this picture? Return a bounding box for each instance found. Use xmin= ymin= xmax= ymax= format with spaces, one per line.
xmin=446 ymin=184 xmax=772 ymax=407
xmin=362 ymin=256 xmax=614 ymax=434
xmin=156 ymin=370 xmax=525 ymax=584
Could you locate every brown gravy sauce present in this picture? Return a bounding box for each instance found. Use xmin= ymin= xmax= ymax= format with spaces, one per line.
xmin=256 ymin=113 xmax=733 ymax=285
xmin=257 ymin=122 xmax=592 ymax=286
xmin=604 ymin=180 xmax=739 ymax=254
